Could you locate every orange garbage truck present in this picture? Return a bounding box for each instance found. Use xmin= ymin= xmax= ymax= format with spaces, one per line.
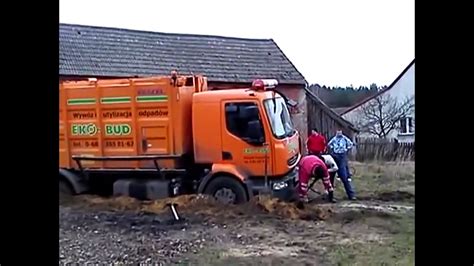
xmin=59 ymin=72 xmax=301 ymax=204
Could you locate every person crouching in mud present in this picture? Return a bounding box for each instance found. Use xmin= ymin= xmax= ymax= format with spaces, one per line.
xmin=297 ymin=155 xmax=336 ymax=204
xmin=320 ymin=154 xmax=338 ymax=188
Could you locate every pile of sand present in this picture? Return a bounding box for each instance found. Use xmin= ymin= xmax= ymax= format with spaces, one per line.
xmin=75 ymin=195 xmax=140 ymax=210
xmin=71 ymin=194 xmax=333 ymax=221
xmin=251 ymin=195 xmax=333 ymax=220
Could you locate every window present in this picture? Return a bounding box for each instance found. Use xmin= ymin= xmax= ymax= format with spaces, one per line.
xmin=263 ymin=97 xmax=296 ymax=139
xmin=225 ymin=102 xmax=265 ymax=142
xmin=399 ymin=117 xmax=414 ymax=134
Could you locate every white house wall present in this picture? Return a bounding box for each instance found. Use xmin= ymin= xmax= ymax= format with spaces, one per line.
xmin=342 ymin=62 xmax=415 ymax=142
xmin=387 ymin=63 xmax=415 ymax=102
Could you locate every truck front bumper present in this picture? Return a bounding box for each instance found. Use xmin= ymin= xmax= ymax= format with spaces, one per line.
xmin=245 ymin=167 xmax=298 ymax=201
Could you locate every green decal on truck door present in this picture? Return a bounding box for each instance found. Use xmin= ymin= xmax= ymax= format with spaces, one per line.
xmin=243 ymin=147 xmax=269 ymax=154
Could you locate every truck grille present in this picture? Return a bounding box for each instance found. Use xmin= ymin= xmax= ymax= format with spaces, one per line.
xmin=287 ymin=154 xmax=298 ymax=166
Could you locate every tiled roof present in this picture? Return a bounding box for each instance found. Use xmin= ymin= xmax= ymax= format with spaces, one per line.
xmin=60 ymin=23 xmax=307 ymax=85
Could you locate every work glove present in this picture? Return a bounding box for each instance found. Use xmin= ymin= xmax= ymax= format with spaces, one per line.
xmin=327 ymin=191 xmax=336 ymax=203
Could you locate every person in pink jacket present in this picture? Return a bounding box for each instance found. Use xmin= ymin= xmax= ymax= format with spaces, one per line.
xmin=297 ymin=155 xmax=336 ymax=203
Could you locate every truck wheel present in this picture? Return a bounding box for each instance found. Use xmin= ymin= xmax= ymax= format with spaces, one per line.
xmin=59 ymin=179 xmax=74 ymax=201
xmin=204 ymin=176 xmax=248 ymax=204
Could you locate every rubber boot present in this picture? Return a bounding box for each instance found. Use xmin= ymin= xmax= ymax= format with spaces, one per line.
xmin=328 ymin=191 xmax=337 ymax=203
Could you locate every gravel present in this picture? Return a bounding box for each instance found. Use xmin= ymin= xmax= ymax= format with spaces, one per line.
xmin=59 ymin=205 xmax=216 ymax=264
xmin=59 ymin=194 xmax=411 ymax=264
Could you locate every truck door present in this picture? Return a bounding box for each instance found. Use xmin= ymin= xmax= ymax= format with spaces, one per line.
xmin=220 ymin=101 xmax=273 ymax=176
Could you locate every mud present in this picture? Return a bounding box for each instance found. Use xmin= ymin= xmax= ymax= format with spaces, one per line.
xmin=60 ymin=192 xmax=414 ymax=265
xmin=67 ymin=194 xmax=334 ymax=222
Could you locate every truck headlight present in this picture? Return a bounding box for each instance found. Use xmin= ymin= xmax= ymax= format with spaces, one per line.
xmin=272 ymin=181 xmax=288 ymax=191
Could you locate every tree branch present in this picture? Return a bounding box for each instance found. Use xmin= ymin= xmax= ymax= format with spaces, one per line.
xmin=355 ymin=94 xmax=414 ymax=138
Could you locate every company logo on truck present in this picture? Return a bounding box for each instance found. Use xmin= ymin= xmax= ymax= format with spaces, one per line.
xmin=105 ymin=124 xmax=131 ymax=136
xmin=71 ymin=123 xmax=99 ymax=136
xmin=71 ymin=123 xmax=131 ymax=136
xmin=243 ymin=147 xmax=269 ymax=154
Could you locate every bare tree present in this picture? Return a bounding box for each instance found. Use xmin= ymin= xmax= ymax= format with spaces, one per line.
xmin=354 ymin=94 xmax=414 ymax=138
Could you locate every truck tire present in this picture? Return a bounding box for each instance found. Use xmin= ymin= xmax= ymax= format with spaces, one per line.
xmin=59 ymin=179 xmax=74 ymax=202
xmin=204 ymin=176 xmax=248 ymax=204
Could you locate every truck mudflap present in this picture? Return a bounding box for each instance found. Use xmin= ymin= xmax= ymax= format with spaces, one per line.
xmin=59 ymin=168 xmax=89 ymax=194
xmin=245 ymin=167 xmax=298 ymax=202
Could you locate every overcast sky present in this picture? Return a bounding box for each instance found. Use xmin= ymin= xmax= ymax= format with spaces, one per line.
xmin=60 ymin=0 xmax=414 ymax=87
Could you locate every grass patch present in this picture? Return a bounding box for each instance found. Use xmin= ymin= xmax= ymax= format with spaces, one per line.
xmin=327 ymin=211 xmax=414 ymax=266
xmin=349 ymin=161 xmax=415 ymax=201
xmin=308 ymin=161 xmax=415 ymax=202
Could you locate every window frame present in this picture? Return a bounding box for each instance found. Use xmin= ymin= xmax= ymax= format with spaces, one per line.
xmin=263 ymin=97 xmax=296 ymax=140
xmin=399 ymin=116 xmax=414 ymax=135
xmin=224 ymin=101 xmax=266 ymax=144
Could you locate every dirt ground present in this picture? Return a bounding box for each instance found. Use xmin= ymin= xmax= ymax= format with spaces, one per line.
xmin=59 ymin=161 xmax=415 ymax=265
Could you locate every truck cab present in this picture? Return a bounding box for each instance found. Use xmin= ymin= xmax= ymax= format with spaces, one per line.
xmin=193 ymin=79 xmax=301 ymax=203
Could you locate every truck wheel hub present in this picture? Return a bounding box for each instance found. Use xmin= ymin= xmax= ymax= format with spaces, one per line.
xmin=214 ymin=188 xmax=236 ymax=204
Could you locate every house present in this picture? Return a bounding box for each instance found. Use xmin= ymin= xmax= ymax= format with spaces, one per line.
xmin=331 ymin=107 xmax=350 ymax=115
xmin=59 ymin=23 xmax=310 ymax=141
xmin=341 ymin=59 xmax=415 ymax=142
xmin=306 ymin=88 xmax=359 ymax=143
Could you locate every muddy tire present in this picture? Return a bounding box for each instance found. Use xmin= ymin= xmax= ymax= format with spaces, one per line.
xmin=59 ymin=179 xmax=74 ymax=202
xmin=204 ymin=176 xmax=248 ymax=204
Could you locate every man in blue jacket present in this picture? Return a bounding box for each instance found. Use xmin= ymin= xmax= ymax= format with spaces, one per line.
xmin=328 ymin=129 xmax=356 ymax=200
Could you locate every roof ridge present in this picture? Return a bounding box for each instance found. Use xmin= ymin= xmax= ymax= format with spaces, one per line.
xmin=340 ymin=59 xmax=415 ymax=115
xmin=60 ymin=23 xmax=273 ymax=42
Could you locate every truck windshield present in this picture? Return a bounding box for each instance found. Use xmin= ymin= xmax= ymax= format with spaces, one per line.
xmin=263 ymin=97 xmax=295 ymax=139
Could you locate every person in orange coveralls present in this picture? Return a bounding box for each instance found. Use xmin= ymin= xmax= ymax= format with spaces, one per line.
xmin=297 ymin=155 xmax=336 ymax=203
